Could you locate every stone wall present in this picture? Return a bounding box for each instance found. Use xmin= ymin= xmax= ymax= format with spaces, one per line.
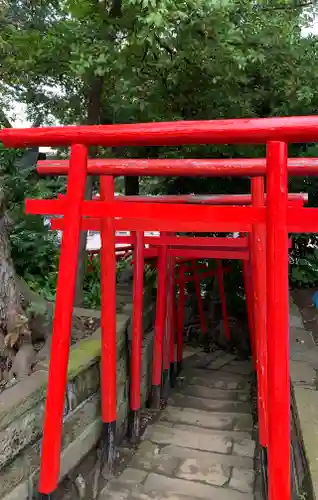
xmin=0 ymin=286 xmax=155 ymax=500
xmin=256 ymin=297 xmax=318 ymax=500
xmin=289 ymin=297 xmax=318 ymax=500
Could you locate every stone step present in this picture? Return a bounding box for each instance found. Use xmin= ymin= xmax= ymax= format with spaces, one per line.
xmin=129 ymin=440 xmax=254 ymax=483
xmin=185 ymin=366 xmax=252 ymax=378
xmin=182 ymin=369 xmax=252 ymax=390
xmin=169 ymin=393 xmax=252 ymax=414
xmin=144 ymin=422 xmax=255 ymax=458
xmin=197 ymin=353 xmax=238 ymax=371
xmin=185 ymin=351 xmax=236 ymax=370
xmin=101 ymin=471 xmax=253 ymax=500
xmin=178 ymin=384 xmax=250 ymax=402
xmin=212 ymin=361 xmax=254 ymax=376
xmin=161 ymin=406 xmax=253 ymax=432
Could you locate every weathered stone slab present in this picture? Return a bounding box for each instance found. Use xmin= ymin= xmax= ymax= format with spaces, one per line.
xmin=117 ymin=468 xmax=148 ymax=485
xmin=161 ymin=407 xmax=252 ymax=432
xmin=160 ymin=444 xmax=254 ymax=469
xmin=184 ymin=371 xmax=251 ymax=391
xmin=143 ymin=473 xmax=253 ymax=500
xmin=0 ymin=370 xmax=47 ymax=431
xmin=205 ymin=353 xmax=237 ymax=370
xmin=173 ymin=423 xmax=251 ymax=441
xmin=100 ymin=481 xmax=196 ymax=500
xmin=66 ymin=363 xmax=100 ymax=412
xmin=229 ymin=467 xmax=254 ymax=493
xmin=219 ymin=362 xmax=254 ymax=376
xmin=145 ymin=423 xmax=233 ymax=454
xmin=0 ymin=400 xmax=44 ymax=468
xmin=232 ymin=437 xmax=255 ymax=458
xmin=169 ymin=394 xmax=251 ymax=414
xmin=129 ymin=441 xmax=180 ymax=475
xmin=190 ymin=350 xmax=227 ymax=369
xmin=177 ymin=458 xmax=230 ymax=486
xmin=179 ymin=385 xmax=249 ymax=402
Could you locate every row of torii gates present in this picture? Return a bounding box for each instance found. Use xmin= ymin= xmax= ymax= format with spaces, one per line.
xmin=2 ymin=117 xmax=318 ymax=500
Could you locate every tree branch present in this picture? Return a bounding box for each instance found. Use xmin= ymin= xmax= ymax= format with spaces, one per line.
xmin=0 ymin=110 xmax=12 ymax=129
xmin=110 ymin=0 xmax=122 ymax=18
xmin=256 ymin=1 xmax=315 ymax=11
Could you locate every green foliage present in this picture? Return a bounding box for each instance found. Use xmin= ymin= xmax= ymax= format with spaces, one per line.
xmin=83 ymin=254 xmax=157 ymax=309
xmin=290 ymin=254 xmax=318 ymax=288
xmin=0 ymin=144 xmax=62 ymax=291
xmin=83 ymin=255 xmax=102 ymax=309
xmin=289 ymin=236 xmax=318 ymax=288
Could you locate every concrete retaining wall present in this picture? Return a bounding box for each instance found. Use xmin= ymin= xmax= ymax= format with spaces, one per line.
xmin=289 ymin=296 xmax=318 ymax=500
xmin=0 ymin=286 xmax=155 ymax=500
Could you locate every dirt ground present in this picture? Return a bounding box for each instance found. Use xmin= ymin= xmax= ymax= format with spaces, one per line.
xmin=291 ymin=287 xmax=318 ymax=346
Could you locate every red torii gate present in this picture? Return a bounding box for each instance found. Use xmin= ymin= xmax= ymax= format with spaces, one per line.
xmin=42 ymin=165 xmax=304 ymax=453
xmin=2 ymin=116 xmax=318 ymax=500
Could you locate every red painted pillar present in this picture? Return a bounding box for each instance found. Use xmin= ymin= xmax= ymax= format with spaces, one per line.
xmin=216 ymin=259 xmax=230 ymax=341
xmin=251 ymin=176 xmax=268 ymax=448
xmin=151 ymin=244 xmax=168 ymax=409
xmin=177 ymin=262 xmax=186 ymax=375
xmin=266 ymin=141 xmax=290 ymax=500
xmin=38 ymin=144 xmax=88 ymax=498
xmin=100 ymin=175 xmax=117 ymax=473
xmin=192 ymin=260 xmax=207 ymax=336
xmin=169 ymin=257 xmax=177 ymax=387
xmin=162 ymin=254 xmax=173 ymax=397
xmin=129 ymin=231 xmax=144 ymax=443
xmin=242 ymin=258 xmax=256 ymax=367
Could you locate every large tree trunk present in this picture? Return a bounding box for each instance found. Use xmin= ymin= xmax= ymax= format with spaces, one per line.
xmin=74 ymin=76 xmax=104 ymax=306
xmin=0 ymin=194 xmax=37 ymax=382
xmin=125 ymin=176 xmax=139 ymax=196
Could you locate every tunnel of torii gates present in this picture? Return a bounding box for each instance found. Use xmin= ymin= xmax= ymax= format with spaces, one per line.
xmin=3 ymin=116 xmax=318 ymax=500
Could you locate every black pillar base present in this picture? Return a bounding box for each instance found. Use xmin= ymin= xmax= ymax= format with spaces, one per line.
xmin=176 ymin=360 xmax=183 ymax=376
xmin=37 ymin=494 xmax=55 ymax=499
xmin=100 ymin=420 xmax=116 ymax=478
xmin=161 ymin=369 xmax=169 ymax=403
xmin=169 ymin=362 xmax=176 ymax=388
xmin=128 ymin=409 xmax=141 ymax=445
xmin=260 ymin=445 xmax=268 ymax=499
xmin=150 ymin=384 xmax=161 ymax=409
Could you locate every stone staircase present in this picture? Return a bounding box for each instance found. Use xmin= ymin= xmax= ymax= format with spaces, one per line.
xmin=100 ymin=350 xmax=257 ymax=500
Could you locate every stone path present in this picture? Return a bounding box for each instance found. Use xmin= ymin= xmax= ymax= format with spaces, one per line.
xmin=100 ymin=351 xmax=256 ymax=500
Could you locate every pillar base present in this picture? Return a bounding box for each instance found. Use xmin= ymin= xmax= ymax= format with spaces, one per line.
xmin=161 ymin=369 xmax=169 ymax=402
xmin=100 ymin=420 xmax=116 ymax=477
xmin=176 ymin=360 xmax=183 ymax=376
xmin=169 ymin=362 xmax=176 ymax=388
xmin=260 ymin=445 xmax=268 ymax=500
xmin=150 ymin=384 xmax=161 ymax=409
xmin=128 ymin=409 xmax=141 ymax=445
xmin=38 ymin=494 xmax=55 ymax=499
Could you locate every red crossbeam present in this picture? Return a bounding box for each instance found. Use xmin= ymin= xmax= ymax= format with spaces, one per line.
xmin=56 ymin=191 xmax=307 ymax=205
xmin=27 ymin=198 xmax=318 ymax=232
xmin=3 ymin=115 xmax=318 ymax=147
xmin=25 ymin=199 xmax=264 ymax=232
xmin=50 ymin=222 xmax=250 ymax=247
xmin=143 ymin=247 xmax=249 ymax=260
xmin=37 ymin=157 xmax=318 ymax=177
